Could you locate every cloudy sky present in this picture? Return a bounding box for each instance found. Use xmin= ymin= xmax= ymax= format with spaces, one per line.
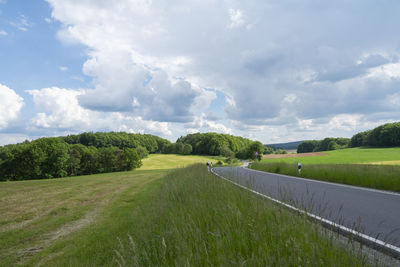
xmin=1 ymin=0 xmax=400 ymax=145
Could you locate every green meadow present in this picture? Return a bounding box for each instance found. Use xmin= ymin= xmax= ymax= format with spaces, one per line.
xmin=0 ymin=154 xmax=383 ymax=266
xmin=260 ymin=147 xmax=400 ymax=165
xmin=252 ymin=147 xmax=400 ymax=192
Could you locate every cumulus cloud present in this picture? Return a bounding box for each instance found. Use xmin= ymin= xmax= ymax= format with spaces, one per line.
xmin=44 ymin=0 xmax=400 ymax=142
xmin=26 ymin=87 xmax=173 ymax=138
xmin=185 ymin=114 xmax=232 ymax=134
xmin=27 ymin=87 xmax=92 ymax=130
xmin=0 ymin=30 xmax=7 ymax=36
xmin=0 ymin=84 xmax=24 ymax=130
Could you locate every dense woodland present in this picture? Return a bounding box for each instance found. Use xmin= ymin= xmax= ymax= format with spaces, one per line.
xmin=297 ymin=138 xmax=350 ymax=153
xmin=297 ymin=122 xmax=400 ymax=153
xmin=0 ymin=132 xmax=169 ymax=181
xmin=350 ymin=122 xmax=400 ymax=147
xmin=175 ymin=132 xmax=264 ymax=160
xmin=0 ymin=132 xmax=265 ymax=181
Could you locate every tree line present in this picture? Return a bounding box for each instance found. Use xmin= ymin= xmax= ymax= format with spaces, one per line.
xmin=297 ymin=138 xmax=350 ymax=153
xmin=350 ymin=122 xmax=400 ymax=147
xmin=297 ymin=121 xmax=400 ymax=153
xmin=174 ymin=132 xmax=264 ymax=160
xmin=0 ymin=132 xmax=170 ymax=181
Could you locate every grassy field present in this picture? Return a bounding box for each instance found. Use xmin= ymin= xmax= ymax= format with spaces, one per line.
xmin=0 ymin=154 xmax=215 ymax=266
xmin=0 ymin=154 xmax=381 ymax=266
xmin=260 ymin=147 xmax=400 ymax=165
xmin=116 ymin=165 xmax=370 ymax=266
xmin=252 ymin=147 xmax=400 ymax=192
xmin=140 ymin=154 xmax=226 ymax=170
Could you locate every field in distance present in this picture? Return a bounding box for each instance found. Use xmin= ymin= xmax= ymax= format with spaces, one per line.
xmin=252 ymin=147 xmax=400 ymax=192
xmin=260 ymin=147 xmax=400 ymax=165
xmin=140 ymin=154 xmax=227 ymax=170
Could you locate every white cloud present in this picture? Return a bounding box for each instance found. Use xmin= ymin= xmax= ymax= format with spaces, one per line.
xmin=45 ymin=17 xmax=52 ymax=23
xmin=26 ymin=87 xmax=173 ymax=138
xmin=0 ymin=84 xmax=24 ymax=130
xmin=0 ymin=134 xmax=29 ymax=146
xmin=27 ymin=87 xmax=92 ymax=130
xmin=10 ymin=14 xmax=32 ymax=31
xmin=59 ymin=66 xmax=68 ymax=72
xmin=44 ymin=0 xmax=400 ymax=143
xmin=228 ymin=8 xmax=245 ymax=29
xmin=185 ymin=114 xmax=232 ymax=135
xmin=0 ymin=30 xmax=7 ymax=36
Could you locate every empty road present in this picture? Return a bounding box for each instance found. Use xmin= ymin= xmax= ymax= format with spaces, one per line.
xmin=213 ymin=166 xmax=400 ymax=253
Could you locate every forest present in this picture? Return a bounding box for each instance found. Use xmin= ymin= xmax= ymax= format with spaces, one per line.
xmin=0 ymin=131 xmax=266 ymax=181
xmin=297 ymin=122 xmax=400 ymax=153
xmin=174 ymin=132 xmax=264 ymax=160
xmin=0 ymin=132 xmax=169 ymax=181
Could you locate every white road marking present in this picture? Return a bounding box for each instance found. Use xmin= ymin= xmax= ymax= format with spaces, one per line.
xmin=211 ymin=167 xmax=400 ymax=257
xmin=245 ymin=166 xmax=400 ymax=197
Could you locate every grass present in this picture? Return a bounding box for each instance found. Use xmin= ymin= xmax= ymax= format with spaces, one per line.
xmin=0 ymin=154 xmax=216 ymax=266
xmin=0 ymin=154 xmax=381 ymax=265
xmin=260 ymin=147 xmax=400 ymax=165
xmin=115 ymin=164 xmax=371 ymax=266
xmin=140 ymin=154 xmax=228 ymax=170
xmin=250 ymin=162 xmax=400 ymax=192
xmin=254 ymin=147 xmax=400 ymax=192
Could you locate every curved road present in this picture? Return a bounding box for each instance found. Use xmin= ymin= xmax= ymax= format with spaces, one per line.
xmin=213 ymin=166 xmax=400 ymax=254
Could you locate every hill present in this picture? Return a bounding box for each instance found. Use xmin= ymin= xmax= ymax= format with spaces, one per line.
xmin=265 ymin=141 xmax=304 ymax=151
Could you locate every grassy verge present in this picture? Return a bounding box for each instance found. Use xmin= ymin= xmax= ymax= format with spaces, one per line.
xmin=250 ymin=162 xmax=400 ymax=192
xmin=115 ymin=164 xmax=370 ymax=266
xmin=0 ymin=154 xmax=218 ymax=266
xmin=260 ymin=147 xmax=400 ymax=165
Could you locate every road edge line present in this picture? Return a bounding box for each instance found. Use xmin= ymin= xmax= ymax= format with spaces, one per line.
xmin=245 ymin=166 xmax=400 ymax=197
xmin=211 ymin=167 xmax=400 ymax=259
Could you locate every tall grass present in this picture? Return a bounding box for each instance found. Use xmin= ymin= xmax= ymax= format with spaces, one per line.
xmin=250 ymin=162 xmax=400 ymax=192
xmin=115 ymin=164 xmax=370 ymax=266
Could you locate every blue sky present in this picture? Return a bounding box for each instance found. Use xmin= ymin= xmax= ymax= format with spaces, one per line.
xmin=1 ymin=0 xmax=400 ymax=145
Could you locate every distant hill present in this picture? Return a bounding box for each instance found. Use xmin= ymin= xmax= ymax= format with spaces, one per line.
xmin=265 ymin=141 xmax=305 ymax=151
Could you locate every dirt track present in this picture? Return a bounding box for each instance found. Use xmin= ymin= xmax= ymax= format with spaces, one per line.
xmin=263 ymin=152 xmax=328 ymax=159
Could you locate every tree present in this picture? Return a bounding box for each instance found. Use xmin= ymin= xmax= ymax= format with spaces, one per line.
xmin=182 ymin=144 xmax=192 ymax=155
xmin=263 ymin=146 xmax=274 ymax=154
xmin=124 ymin=148 xmax=142 ymax=170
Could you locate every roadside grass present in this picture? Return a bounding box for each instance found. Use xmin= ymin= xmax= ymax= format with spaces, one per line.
xmin=115 ymin=164 xmax=370 ymax=266
xmin=0 ymin=154 xmax=231 ymax=266
xmin=250 ymin=162 xmax=400 ymax=192
xmin=260 ymin=147 xmax=400 ymax=165
xmin=0 ymin=154 xmax=378 ymax=266
xmin=140 ymin=154 xmax=229 ymax=170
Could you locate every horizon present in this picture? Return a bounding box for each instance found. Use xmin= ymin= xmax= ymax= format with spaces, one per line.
xmin=1 ymin=1 xmax=400 ymax=146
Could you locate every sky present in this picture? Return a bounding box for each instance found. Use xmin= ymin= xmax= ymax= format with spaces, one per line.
xmin=1 ymin=0 xmax=400 ymax=145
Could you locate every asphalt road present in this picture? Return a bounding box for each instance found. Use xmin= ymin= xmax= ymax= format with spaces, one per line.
xmin=213 ymin=166 xmax=400 ymax=250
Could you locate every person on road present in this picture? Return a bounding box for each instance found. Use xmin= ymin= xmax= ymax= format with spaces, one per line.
xmin=206 ymin=161 xmax=210 ymax=173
